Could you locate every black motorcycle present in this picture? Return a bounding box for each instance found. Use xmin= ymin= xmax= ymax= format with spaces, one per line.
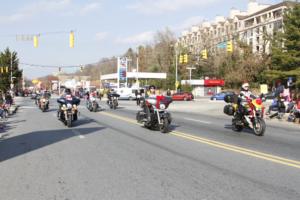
xmin=136 ymin=96 xmax=172 ymax=133
xmin=57 ymin=95 xmax=80 ymax=127
xmin=107 ymin=93 xmax=119 ymax=110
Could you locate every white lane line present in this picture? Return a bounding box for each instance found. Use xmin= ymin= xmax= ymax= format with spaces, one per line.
xmin=72 ymin=129 xmax=85 ymax=139
xmin=21 ymin=106 xmax=36 ymax=109
xmin=184 ymin=117 xmax=212 ymax=124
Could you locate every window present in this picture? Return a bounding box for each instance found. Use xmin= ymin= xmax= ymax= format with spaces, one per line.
xmin=263 ymin=26 xmax=267 ymax=33
xmin=257 ymin=37 xmax=260 ymax=43
xmin=256 ymin=17 xmax=261 ymax=24
xmin=256 ymin=46 xmax=260 ymax=52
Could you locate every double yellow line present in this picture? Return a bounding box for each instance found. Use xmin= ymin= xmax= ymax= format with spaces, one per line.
xmin=99 ymin=111 xmax=300 ymax=169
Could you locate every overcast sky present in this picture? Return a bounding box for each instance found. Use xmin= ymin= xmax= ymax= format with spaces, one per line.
xmin=0 ymin=0 xmax=281 ymax=78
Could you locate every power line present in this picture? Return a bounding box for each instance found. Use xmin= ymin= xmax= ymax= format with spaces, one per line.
xmin=19 ymin=57 xmax=118 ymax=69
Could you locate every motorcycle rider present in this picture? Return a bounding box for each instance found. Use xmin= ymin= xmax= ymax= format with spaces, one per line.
xmin=39 ymin=90 xmax=51 ymax=109
xmin=135 ymin=89 xmax=142 ymax=106
xmin=143 ymin=85 xmax=157 ymax=122
xmin=236 ymin=82 xmax=256 ymax=124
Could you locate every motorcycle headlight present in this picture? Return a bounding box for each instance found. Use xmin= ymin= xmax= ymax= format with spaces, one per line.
xmin=42 ymin=99 xmax=46 ymax=103
xmin=159 ymin=104 xmax=166 ymax=110
xmin=67 ymin=103 xmax=72 ymax=109
xmin=62 ymin=104 xmax=66 ymax=110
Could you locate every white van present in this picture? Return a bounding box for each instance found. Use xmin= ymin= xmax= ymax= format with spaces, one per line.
xmin=116 ymin=87 xmax=138 ymax=100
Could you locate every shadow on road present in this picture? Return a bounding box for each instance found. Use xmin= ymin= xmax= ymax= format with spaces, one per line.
xmin=224 ymin=124 xmax=255 ymax=135
xmin=72 ymin=117 xmax=98 ymax=127
xmin=0 ymin=127 xmax=105 ymax=162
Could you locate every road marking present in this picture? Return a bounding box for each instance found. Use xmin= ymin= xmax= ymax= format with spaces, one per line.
xmin=184 ymin=117 xmax=211 ymax=124
xmin=21 ymin=106 xmax=36 ymax=109
xmin=98 ymin=111 xmax=300 ymax=169
xmin=72 ymin=129 xmax=85 ymax=139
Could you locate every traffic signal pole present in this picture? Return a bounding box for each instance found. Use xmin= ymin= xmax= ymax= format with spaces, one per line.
xmin=10 ymin=52 xmax=13 ymax=90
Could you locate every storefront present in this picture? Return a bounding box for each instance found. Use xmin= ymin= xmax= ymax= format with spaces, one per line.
xmin=181 ymin=79 xmax=225 ymax=97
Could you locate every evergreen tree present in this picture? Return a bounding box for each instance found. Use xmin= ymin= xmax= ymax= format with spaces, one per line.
xmin=0 ymin=48 xmax=22 ymax=92
xmin=266 ymin=3 xmax=300 ymax=86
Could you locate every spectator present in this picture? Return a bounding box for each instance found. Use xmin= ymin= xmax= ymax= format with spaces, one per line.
xmin=166 ymin=89 xmax=171 ymax=96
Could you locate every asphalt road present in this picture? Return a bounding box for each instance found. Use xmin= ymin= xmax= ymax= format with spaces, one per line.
xmin=0 ymin=97 xmax=299 ymax=200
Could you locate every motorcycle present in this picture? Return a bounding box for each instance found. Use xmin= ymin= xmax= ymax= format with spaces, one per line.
xmin=107 ymin=94 xmax=119 ymax=110
xmin=87 ymin=96 xmax=99 ymax=112
xmin=39 ymin=97 xmax=49 ymax=112
xmin=267 ymin=96 xmax=287 ymax=119
xmin=1 ymin=103 xmax=10 ymax=118
xmin=136 ymin=95 xmax=172 ymax=133
xmin=57 ymin=95 xmax=80 ymax=128
xmin=224 ymin=94 xmax=266 ymax=136
xmin=287 ymin=101 xmax=300 ymax=123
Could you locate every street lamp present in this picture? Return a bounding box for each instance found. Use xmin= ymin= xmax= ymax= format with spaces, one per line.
xmin=136 ymin=47 xmax=140 ymax=88
xmin=10 ymin=52 xmax=14 ymax=90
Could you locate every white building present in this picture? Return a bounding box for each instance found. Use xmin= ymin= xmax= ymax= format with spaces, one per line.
xmin=177 ymin=0 xmax=297 ymax=55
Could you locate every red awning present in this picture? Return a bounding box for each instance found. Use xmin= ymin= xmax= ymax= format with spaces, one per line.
xmin=204 ymin=79 xmax=225 ymax=87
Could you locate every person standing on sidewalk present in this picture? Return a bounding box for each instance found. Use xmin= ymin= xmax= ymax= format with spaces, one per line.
xmin=5 ymin=92 xmax=13 ymax=106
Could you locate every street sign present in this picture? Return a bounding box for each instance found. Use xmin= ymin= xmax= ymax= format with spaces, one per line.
xmin=32 ymin=79 xmax=39 ymax=84
xmin=217 ymin=42 xmax=227 ymax=49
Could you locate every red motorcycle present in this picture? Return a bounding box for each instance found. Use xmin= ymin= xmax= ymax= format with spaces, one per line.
xmin=224 ymin=95 xmax=266 ymax=136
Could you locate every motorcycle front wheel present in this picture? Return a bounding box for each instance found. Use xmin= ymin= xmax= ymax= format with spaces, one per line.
xmin=160 ymin=118 xmax=170 ymax=133
xmin=253 ymin=118 xmax=266 ymax=136
xmin=93 ymin=104 xmax=98 ymax=112
xmin=67 ymin=117 xmax=72 ymax=128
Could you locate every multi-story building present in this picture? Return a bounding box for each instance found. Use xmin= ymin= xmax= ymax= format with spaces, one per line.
xmin=177 ymin=0 xmax=297 ymax=55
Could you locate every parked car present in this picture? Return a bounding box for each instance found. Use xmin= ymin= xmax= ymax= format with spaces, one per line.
xmin=210 ymin=91 xmax=235 ymax=101
xmin=172 ymin=92 xmax=194 ymax=101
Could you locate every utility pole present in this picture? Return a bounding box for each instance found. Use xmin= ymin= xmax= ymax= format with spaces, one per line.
xmin=175 ymin=48 xmax=178 ymax=91
xmin=10 ymin=52 xmax=13 ymax=90
xmin=136 ymin=47 xmax=139 ymax=88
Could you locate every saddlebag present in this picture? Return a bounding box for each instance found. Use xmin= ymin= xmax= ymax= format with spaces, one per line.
xmin=224 ymin=105 xmax=235 ymax=116
xmin=224 ymin=94 xmax=238 ymax=103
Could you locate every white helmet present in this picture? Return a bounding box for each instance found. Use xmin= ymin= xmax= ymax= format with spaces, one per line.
xmin=242 ymin=83 xmax=250 ymax=91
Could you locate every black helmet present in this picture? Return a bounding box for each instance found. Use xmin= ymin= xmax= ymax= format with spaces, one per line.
xmin=65 ymin=88 xmax=71 ymax=94
xmin=149 ymin=85 xmax=156 ymax=90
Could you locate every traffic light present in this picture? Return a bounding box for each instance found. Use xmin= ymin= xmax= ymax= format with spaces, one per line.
xmin=227 ymin=40 xmax=233 ymax=52
xmin=183 ymin=54 xmax=188 ymax=63
xmin=69 ymin=31 xmax=74 ymax=48
xmin=80 ymin=66 xmax=84 ymax=72
xmin=179 ymin=55 xmax=183 ymax=64
xmin=201 ymin=49 xmax=208 ymax=59
xmin=58 ymin=67 xmax=62 ymax=72
xmin=33 ymin=35 xmax=39 ymax=48
xmin=0 ymin=67 xmax=9 ymax=73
